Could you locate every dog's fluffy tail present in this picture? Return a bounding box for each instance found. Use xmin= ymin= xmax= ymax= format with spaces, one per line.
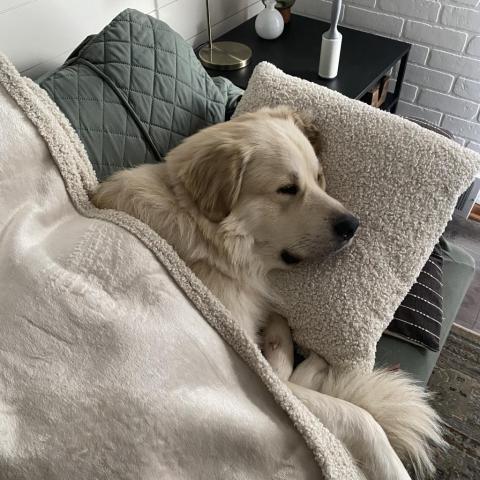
xmin=320 ymin=368 xmax=446 ymax=479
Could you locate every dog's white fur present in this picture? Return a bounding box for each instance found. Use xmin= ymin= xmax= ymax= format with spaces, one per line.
xmin=264 ymin=315 xmax=445 ymax=480
xmin=92 ymin=107 xmax=444 ymax=479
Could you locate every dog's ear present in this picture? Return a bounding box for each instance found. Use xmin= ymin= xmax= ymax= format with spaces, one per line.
xmin=174 ymin=141 xmax=249 ymax=222
xmin=291 ymin=111 xmax=322 ymax=157
xmin=251 ymin=106 xmax=322 ymax=156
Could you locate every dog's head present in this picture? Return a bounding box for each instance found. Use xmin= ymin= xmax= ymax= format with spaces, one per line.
xmin=168 ymin=106 xmax=359 ymax=271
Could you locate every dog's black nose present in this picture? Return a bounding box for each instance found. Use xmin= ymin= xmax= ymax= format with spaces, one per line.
xmin=333 ymin=214 xmax=359 ymax=241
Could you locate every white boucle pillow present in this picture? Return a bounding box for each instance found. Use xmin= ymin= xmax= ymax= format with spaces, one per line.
xmin=234 ymin=62 xmax=480 ymax=372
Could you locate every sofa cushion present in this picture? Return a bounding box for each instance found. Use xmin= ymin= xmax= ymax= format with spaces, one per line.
xmin=376 ymin=238 xmax=475 ymax=382
xmin=234 ymin=62 xmax=480 ymax=372
xmin=385 ymin=244 xmax=444 ymax=352
xmin=39 ymin=9 xmax=230 ymax=180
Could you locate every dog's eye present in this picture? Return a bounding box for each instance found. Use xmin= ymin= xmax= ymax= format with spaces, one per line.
xmin=277 ymin=184 xmax=299 ymax=195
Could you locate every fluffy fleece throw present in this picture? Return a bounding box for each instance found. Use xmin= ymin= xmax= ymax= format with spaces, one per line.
xmin=234 ymin=62 xmax=480 ymax=373
xmin=0 ymin=55 xmax=368 ymax=479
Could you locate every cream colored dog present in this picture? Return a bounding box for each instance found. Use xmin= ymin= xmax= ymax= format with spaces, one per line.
xmin=92 ymin=107 xmax=443 ymax=480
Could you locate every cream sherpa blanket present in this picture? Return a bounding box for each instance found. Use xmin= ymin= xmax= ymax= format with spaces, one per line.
xmin=0 ymin=55 xmax=365 ymax=479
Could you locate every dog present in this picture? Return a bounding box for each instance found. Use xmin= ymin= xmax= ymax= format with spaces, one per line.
xmin=92 ymin=106 xmax=444 ymax=479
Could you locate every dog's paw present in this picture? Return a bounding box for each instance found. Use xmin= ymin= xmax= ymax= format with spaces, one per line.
xmin=263 ymin=334 xmax=281 ymax=355
xmin=290 ymin=352 xmax=330 ymax=390
xmin=262 ymin=315 xmax=294 ymax=381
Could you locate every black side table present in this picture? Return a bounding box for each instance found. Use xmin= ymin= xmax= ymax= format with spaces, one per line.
xmin=204 ymin=14 xmax=411 ymax=114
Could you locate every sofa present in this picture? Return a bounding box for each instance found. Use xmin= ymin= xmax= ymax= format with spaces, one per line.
xmin=36 ymin=9 xmax=475 ymax=384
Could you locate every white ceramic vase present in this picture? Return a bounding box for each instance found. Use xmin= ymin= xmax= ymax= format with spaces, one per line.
xmin=255 ymin=0 xmax=284 ymax=40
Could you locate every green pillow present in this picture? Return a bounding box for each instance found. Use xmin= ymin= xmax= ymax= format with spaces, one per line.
xmin=39 ymin=9 xmax=237 ymax=180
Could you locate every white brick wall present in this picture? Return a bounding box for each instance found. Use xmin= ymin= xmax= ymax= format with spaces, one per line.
xmin=293 ymin=0 xmax=480 ymax=149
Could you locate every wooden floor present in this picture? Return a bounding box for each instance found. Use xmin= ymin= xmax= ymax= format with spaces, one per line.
xmin=469 ymin=203 xmax=480 ymax=222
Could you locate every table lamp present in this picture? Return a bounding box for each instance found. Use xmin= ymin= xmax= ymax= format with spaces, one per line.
xmin=198 ymin=0 xmax=252 ymax=70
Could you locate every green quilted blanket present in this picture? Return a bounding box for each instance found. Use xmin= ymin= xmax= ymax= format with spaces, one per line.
xmin=39 ymin=9 xmax=243 ymax=180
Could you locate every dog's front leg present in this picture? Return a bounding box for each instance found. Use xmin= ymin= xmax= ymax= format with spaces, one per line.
xmin=263 ymin=316 xmax=331 ymax=390
xmin=262 ymin=313 xmax=294 ymax=381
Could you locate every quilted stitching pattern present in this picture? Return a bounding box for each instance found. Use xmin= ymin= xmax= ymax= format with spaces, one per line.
xmin=41 ymin=63 xmax=158 ymax=177
xmin=39 ymin=9 xmax=227 ymax=180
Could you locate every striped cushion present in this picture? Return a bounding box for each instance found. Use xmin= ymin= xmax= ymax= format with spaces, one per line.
xmin=385 ymin=244 xmax=443 ymax=351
